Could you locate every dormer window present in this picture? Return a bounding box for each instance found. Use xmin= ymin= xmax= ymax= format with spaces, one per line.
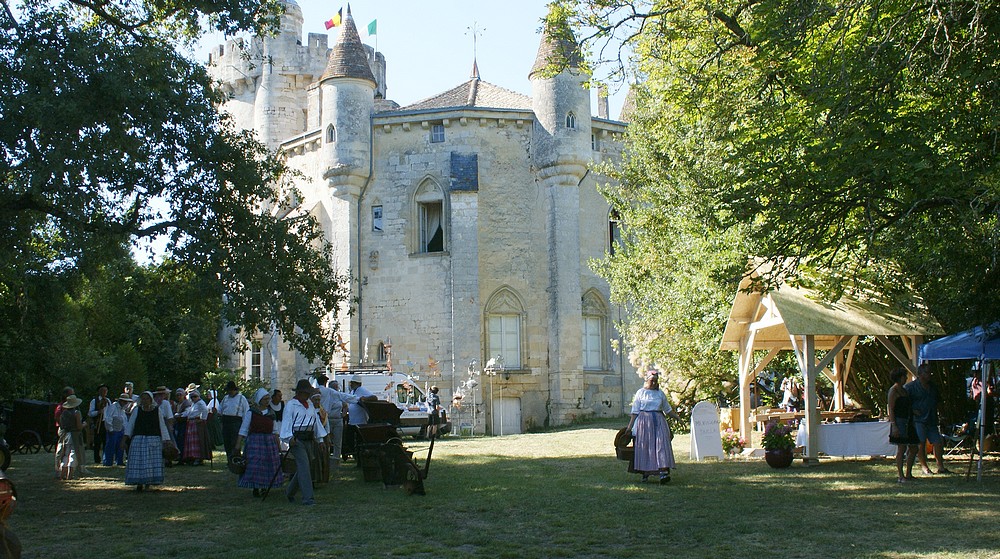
xmin=326 ymin=124 xmax=336 ymax=143
xmin=565 ymin=112 xmax=577 ymax=129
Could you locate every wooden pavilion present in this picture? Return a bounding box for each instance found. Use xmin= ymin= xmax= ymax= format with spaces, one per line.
xmin=720 ymin=274 xmax=943 ymax=462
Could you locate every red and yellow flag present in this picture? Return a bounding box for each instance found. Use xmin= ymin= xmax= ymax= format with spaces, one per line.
xmin=324 ymin=8 xmax=343 ymax=30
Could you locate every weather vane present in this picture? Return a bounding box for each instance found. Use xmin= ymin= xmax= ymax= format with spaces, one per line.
xmin=466 ymin=22 xmax=485 ymax=68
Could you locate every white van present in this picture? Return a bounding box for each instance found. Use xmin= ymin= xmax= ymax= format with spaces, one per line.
xmin=333 ymin=370 xmax=449 ymax=438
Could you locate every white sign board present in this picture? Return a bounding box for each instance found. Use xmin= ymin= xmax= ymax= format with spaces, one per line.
xmin=690 ymin=401 xmax=724 ymax=461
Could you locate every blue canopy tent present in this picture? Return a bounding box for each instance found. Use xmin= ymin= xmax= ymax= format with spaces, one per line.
xmin=919 ymin=323 xmax=1000 ymax=480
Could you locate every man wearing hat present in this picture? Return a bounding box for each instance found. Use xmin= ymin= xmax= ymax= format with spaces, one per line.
xmin=346 ymin=375 xmax=377 ymax=426
xmin=87 ymin=384 xmax=112 ymax=465
xmin=280 ymin=379 xmax=328 ymax=505
xmin=153 ymin=386 xmax=176 ymax=455
xmin=56 ymin=395 xmax=84 ymax=479
xmin=102 ymin=393 xmax=131 ymax=466
xmin=220 ymin=380 xmax=249 ymax=463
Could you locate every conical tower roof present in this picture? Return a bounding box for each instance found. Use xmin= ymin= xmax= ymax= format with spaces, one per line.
xmin=320 ymin=6 xmax=377 ymax=86
xmin=528 ymin=9 xmax=584 ymax=79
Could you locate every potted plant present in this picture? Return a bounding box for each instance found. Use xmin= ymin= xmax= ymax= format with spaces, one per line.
xmin=762 ymin=421 xmax=795 ymax=468
xmin=721 ymin=428 xmax=745 ymax=456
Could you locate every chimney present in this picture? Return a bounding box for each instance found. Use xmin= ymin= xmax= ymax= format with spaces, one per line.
xmin=597 ymin=84 xmax=609 ymax=119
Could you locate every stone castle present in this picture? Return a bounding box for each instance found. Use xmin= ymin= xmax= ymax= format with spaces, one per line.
xmin=207 ymin=2 xmax=637 ymax=432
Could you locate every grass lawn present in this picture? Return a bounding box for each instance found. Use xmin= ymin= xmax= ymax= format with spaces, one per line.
xmin=7 ymin=418 xmax=1000 ymax=559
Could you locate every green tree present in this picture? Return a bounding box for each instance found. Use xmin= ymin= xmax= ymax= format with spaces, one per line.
xmin=0 ymin=0 xmax=348 ymax=393
xmin=557 ymin=0 xmax=998 ymax=406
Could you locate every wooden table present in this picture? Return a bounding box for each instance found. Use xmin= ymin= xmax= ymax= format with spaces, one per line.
xmin=752 ymin=410 xmax=872 ymax=424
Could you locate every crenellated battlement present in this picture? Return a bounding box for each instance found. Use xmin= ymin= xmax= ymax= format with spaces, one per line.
xmin=207 ymin=32 xmax=331 ymax=95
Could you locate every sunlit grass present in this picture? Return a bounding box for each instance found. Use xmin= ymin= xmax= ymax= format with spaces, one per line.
xmin=7 ymin=419 xmax=1000 ymax=558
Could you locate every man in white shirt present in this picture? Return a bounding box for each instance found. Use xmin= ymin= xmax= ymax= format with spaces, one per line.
xmin=102 ymin=393 xmax=130 ymax=466
xmin=220 ymin=381 xmax=249 ymax=462
xmin=346 ymin=375 xmax=377 ymax=426
xmin=317 ymin=375 xmax=349 ymax=467
xmin=280 ymin=379 xmax=328 ymax=506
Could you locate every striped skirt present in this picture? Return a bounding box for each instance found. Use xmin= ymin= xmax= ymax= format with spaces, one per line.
xmin=125 ymin=435 xmax=164 ymax=486
xmin=238 ymin=433 xmax=282 ymax=489
xmin=633 ymin=411 xmax=676 ymax=473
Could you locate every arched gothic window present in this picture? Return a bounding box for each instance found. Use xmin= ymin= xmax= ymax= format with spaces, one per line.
xmin=565 ymin=112 xmax=577 ymax=129
xmin=413 ymin=178 xmax=445 ymax=253
xmin=582 ymin=290 xmax=608 ymax=370
xmin=485 ymin=287 xmax=525 ymax=369
xmin=326 ymin=124 xmax=336 ymax=143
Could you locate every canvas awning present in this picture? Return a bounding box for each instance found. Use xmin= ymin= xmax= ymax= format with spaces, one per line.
xmin=721 ymin=274 xmax=943 ymax=463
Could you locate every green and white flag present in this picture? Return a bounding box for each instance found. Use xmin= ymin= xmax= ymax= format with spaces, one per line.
xmin=368 ymin=19 xmax=377 ymax=36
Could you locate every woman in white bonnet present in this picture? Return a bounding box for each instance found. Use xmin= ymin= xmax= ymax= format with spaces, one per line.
xmin=235 ymin=388 xmax=282 ymax=497
xmin=626 ymin=370 xmax=681 ymax=484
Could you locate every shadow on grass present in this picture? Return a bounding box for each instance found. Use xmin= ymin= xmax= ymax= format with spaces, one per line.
xmin=7 ymin=433 xmax=1000 ymax=559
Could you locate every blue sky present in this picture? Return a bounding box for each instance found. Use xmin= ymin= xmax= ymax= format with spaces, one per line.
xmin=193 ymin=0 xmax=628 ymax=118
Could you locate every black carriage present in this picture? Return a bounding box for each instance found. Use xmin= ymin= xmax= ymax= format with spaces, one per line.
xmin=7 ymin=399 xmax=57 ymax=454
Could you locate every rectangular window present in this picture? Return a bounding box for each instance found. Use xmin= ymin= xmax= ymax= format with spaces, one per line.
xmin=582 ymin=316 xmax=603 ymax=369
xmin=251 ymin=343 xmax=262 ymax=381
xmin=372 ymin=205 xmax=383 ymax=232
xmin=488 ymin=315 xmax=521 ymax=369
xmin=430 ymin=124 xmax=445 ymax=143
xmin=591 ymin=134 xmax=599 ymax=151
xmin=419 ymin=202 xmax=444 ymax=252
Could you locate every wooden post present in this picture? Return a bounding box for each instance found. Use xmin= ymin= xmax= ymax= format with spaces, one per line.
xmin=803 ymin=335 xmax=820 ymax=464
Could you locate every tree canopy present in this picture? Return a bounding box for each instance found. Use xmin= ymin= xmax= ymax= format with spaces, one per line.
xmin=557 ymin=0 xmax=999 ymax=407
xmin=1 ymin=0 xmax=347 ymax=396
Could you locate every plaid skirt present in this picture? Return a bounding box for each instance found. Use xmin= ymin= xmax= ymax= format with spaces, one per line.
xmin=125 ymin=435 xmax=164 ymax=485
xmin=183 ymin=420 xmax=212 ymax=460
xmin=238 ymin=433 xmax=282 ymax=489
xmin=633 ymin=411 xmax=676 ymax=473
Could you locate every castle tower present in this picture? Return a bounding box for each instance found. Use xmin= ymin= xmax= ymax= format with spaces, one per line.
xmin=253 ymin=0 xmax=307 ymax=148
xmin=318 ymin=6 xmax=376 ymax=364
xmin=529 ymin=10 xmax=592 ymax=423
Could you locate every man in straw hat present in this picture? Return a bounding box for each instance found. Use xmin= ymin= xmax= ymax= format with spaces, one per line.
xmin=56 ymin=395 xmax=84 ymax=479
xmin=153 ymin=386 xmax=176 ymax=464
xmin=280 ymin=379 xmax=328 ymax=505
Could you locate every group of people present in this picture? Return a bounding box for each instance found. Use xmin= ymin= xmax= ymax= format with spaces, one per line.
xmin=53 ymin=373 xmax=394 ymax=503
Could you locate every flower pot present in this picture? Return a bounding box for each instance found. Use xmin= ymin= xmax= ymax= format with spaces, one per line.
xmin=765 ymin=448 xmax=794 ymax=468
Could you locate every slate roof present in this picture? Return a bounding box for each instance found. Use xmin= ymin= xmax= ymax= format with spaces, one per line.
xmin=395 ymin=79 xmax=532 ymax=112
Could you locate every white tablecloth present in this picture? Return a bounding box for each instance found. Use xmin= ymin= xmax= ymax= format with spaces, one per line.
xmin=795 ymin=421 xmax=895 ymax=457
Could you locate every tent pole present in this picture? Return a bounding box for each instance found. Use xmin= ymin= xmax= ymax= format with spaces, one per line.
xmin=979 ymin=359 xmax=987 ymax=481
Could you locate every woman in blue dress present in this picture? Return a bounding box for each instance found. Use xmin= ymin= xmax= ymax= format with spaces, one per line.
xmin=626 ymin=371 xmax=681 ymax=484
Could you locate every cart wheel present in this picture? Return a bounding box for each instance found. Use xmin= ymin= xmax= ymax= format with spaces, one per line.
xmin=0 ymin=445 xmax=10 ymax=471
xmin=44 ymin=443 xmax=56 ymax=453
xmin=16 ymin=431 xmax=41 ymax=454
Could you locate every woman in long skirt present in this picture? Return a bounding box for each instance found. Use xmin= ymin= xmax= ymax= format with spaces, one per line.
xmin=124 ymin=391 xmax=173 ymax=491
xmin=626 ymin=371 xmax=681 ymax=484
xmin=180 ymin=389 xmax=212 ymax=465
xmin=236 ymin=388 xmax=282 ymax=497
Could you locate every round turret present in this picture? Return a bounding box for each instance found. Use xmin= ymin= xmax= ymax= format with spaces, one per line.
xmin=319 ymin=6 xmax=375 ymax=195
xmin=529 ymin=10 xmax=592 ymax=175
